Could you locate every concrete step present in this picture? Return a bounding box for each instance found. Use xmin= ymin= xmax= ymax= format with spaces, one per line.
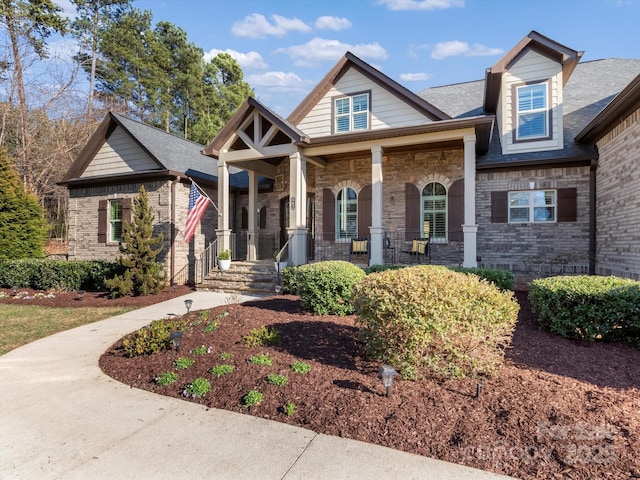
xmin=198 ymin=260 xmax=280 ymax=295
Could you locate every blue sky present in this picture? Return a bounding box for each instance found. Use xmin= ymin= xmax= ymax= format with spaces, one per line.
xmin=54 ymin=0 xmax=639 ymax=117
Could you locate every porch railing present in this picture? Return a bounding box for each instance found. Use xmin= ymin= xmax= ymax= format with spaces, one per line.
xmin=199 ymin=239 xmax=219 ymax=282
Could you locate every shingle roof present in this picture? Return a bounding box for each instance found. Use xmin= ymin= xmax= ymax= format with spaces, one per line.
xmin=418 ymin=58 xmax=640 ymax=165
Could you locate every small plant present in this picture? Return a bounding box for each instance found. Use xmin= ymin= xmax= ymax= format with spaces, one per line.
xmin=267 ymin=374 xmax=288 ymax=386
xmin=217 ymin=249 xmax=231 ymax=260
xmin=219 ymin=352 xmax=233 ymax=360
xmin=243 ymin=325 xmax=281 ymax=347
xmin=249 ymin=354 xmax=273 ymax=366
xmin=191 ymin=345 xmax=211 ymax=356
xmin=155 ymin=371 xmax=178 ymax=386
xmin=209 ymin=364 xmax=235 ymax=377
xmin=182 ymin=377 xmax=211 ymax=398
xmin=173 ymin=357 xmax=195 ymax=370
xmin=199 ymin=310 xmax=210 ymax=321
xmin=291 ymin=361 xmax=312 ymax=373
xmin=283 ymin=402 xmax=296 ymax=416
xmin=122 ymin=319 xmax=171 ymax=358
xmin=242 ymin=389 xmax=263 ymax=407
xmin=203 ymin=320 xmax=219 ymax=333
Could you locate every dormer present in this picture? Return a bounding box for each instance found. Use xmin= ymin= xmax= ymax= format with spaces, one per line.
xmin=483 ymin=31 xmax=583 ymax=155
xmin=288 ymin=52 xmax=449 ymax=137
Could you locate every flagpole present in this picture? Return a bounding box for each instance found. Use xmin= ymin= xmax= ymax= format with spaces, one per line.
xmin=188 ymin=177 xmax=222 ymax=217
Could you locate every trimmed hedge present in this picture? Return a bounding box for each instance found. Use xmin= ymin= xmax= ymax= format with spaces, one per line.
xmin=451 ymin=267 xmax=515 ymax=291
xmin=292 ymin=260 xmax=366 ymax=315
xmin=0 ymin=259 xmax=123 ymax=291
xmin=352 ymin=265 xmax=520 ymax=380
xmin=529 ymin=275 xmax=640 ymax=345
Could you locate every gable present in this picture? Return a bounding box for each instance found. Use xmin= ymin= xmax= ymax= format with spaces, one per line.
xmin=295 ymin=66 xmax=434 ymax=137
xmin=81 ymin=126 xmax=161 ymax=178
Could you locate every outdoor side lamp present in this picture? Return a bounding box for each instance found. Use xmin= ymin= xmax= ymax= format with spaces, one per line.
xmin=275 ymin=285 xmax=282 ymax=295
xmin=77 ymin=290 xmax=85 ymax=300
xmin=378 ymin=365 xmax=398 ymax=397
xmin=172 ymin=282 xmax=177 ymax=293
xmin=184 ymin=299 xmax=193 ymax=313
xmin=11 ymin=286 xmax=18 ymax=296
xmin=169 ymin=331 xmax=183 ymax=353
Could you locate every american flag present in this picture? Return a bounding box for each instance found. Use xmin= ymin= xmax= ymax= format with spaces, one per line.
xmin=184 ymin=183 xmax=209 ymax=243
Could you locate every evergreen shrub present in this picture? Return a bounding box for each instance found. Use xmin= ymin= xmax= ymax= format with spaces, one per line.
xmin=0 ymin=259 xmax=121 ymax=290
xmin=529 ymin=275 xmax=640 ymax=345
xmin=451 ymin=267 xmax=515 ymax=291
xmin=352 ymin=265 xmax=520 ymax=380
xmin=295 ymin=260 xmax=365 ymax=315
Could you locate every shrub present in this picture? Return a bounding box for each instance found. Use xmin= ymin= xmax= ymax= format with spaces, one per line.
xmin=281 ymin=265 xmax=300 ymax=294
xmin=364 ymin=264 xmax=405 ymax=275
xmin=295 ymin=260 xmax=365 ymax=315
xmin=267 ymin=374 xmax=288 ymax=386
xmin=209 ymin=364 xmax=234 ymax=377
xmin=155 ymin=371 xmax=178 ymax=386
xmin=123 ymin=320 xmax=170 ymax=357
xmin=283 ymin=402 xmax=296 ymax=416
xmin=173 ymin=357 xmax=195 ymax=370
xmin=291 ymin=361 xmax=312 ymax=373
xmin=182 ymin=377 xmax=211 ymax=398
xmin=529 ymin=275 xmax=640 ymax=345
xmin=450 ymin=267 xmax=515 ymax=291
xmin=243 ymin=326 xmax=281 ymax=347
xmin=352 ymin=265 xmax=519 ymax=380
xmin=242 ymin=389 xmax=263 ymax=407
xmin=0 ymin=259 xmax=121 ymax=290
xmin=249 ymin=354 xmax=272 ymax=366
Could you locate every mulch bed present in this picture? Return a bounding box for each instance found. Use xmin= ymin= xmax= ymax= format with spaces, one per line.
xmin=8 ymin=287 xmax=639 ymax=478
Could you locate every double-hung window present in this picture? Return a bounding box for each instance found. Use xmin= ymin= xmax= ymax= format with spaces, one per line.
xmin=335 ymin=93 xmax=369 ymax=133
xmin=336 ymin=187 xmax=357 ymax=239
xmin=109 ymin=200 xmax=124 ymax=242
xmin=509 ymin=190 xmax=556 ymax=223
xmin=516 ymin=83 xmax=548 ymax=140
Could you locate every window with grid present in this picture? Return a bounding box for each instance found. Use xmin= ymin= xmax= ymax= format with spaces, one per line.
xmin=516 ymin=83 xmax=548 ymax=140
xmin=421 ymin=182 xmax=447 ymax=241
xmin=509 ymin=190 xmax=556 ymax=223
xmin=109 ymin=200 xmax=123 ymax=242
xmin=336 ymin=187 xmax=357 ymax=240
xmin=335 ymin=93 xmax=369 ymax=133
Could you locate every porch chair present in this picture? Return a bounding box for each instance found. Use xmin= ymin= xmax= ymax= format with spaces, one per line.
xmin=349 ymin=238 xmax=369 ymax=263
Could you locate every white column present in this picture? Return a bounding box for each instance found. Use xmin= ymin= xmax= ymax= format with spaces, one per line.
xmin=370 ymin=145 xmax=384 ymax=266
xmin=247 ymin=171 xmax=258 ymax=261
xmin=216 ymin=157 xmax=232 ymax=253
xmin=287 ymin=151 xmax=307 ymax=265
xmin=463 ymin=134 xmax=478 ymax=268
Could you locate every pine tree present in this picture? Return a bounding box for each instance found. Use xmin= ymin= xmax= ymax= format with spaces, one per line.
xmin=106 ymin=185 xmax=165 ymax=296
xmin=0 ymin=148 xmax=47 ymax=259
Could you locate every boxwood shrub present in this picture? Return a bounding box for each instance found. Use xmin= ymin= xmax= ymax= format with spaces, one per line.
xmin=294 ymin=260 xmax=366 ymax=315
xmin=450 ymin=267 xmax=515 ymax=291
xmin=352 ymin=265 xmax=520 ymax=380
xmin=529 ymin=275 xmax=640 ymax=345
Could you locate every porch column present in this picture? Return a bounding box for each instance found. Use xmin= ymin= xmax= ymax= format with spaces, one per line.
xmin=287 ymin=151 xmax=307 ymax=265
xmin=370 ymin=145 xmax=384 ymax=266
xmin=216 ymin=157 xmax=232 ymax=253
xmin=463 ymin=134 xmax=478 ymax=268
xmin=247 ymin=170 xmax=258 ymax=261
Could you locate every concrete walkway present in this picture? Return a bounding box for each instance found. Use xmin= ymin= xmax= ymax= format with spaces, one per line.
xmin=0 ymin=292 xmax=515 ymax=479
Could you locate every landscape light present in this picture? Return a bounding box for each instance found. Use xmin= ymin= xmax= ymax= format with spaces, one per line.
xmin=275 ymin=285 xmax=282 ymax=295
xmin=476 ymin=379 xmax=484 ymax=399
xmin=184 ymin=299 xmax=193 ymax=313
xmin=378 ymin=365 xmax=398 ymax=398
xmin=77 ymin=290 xmax=85 ymax=301
xmin=172 ymin=282 xmax=177 ymax=294
xmin=169 ymin=331 xmax=183 ymax=353
xmin=11 ymin=286 xmax=18 ymax=296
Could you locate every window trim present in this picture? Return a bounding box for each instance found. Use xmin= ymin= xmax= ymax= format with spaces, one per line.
xmin=512 ymin=80 xmax=553 ymax=143
xmin=332 ymin=90 xmax=371 ymax=134
xmin=109 ymin=199 xmax=124 ymax=243
xmin=335 ymin=186 xmax=358 ymax=241
xmin=508 ymin=189 xmax=557 ymax=224
xmin=421 ymin=182 xmax=448 ymax=242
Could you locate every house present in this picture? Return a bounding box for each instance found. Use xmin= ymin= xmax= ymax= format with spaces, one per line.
xmin=63 ymin=31 xmax=640 ymax=286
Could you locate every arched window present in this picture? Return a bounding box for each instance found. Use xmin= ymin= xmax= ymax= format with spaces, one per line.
xmin=422 ymin=182 xmax=447 ymax=241
xmin=336 ymin=187 xmax=357 ymax=239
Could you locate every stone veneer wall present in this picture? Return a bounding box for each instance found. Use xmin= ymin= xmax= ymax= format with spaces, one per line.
xmin=595 ymin=107 xmax=640 ymax=279
xmin=476 ymin=165 xmax=591 ymax=277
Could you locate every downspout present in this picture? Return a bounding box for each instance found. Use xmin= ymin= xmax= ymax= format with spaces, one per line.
xmin=171 ymin=177 xmax=179 ymax=282
xmin=589 ymin=157 xmax=597 ymax=275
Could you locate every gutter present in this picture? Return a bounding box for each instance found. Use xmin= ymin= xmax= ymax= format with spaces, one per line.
xmin=589 ymin=157 xmax=598 ymax=275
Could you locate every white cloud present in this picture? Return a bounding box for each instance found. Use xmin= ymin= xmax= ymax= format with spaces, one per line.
xmin=246 ymin=71 xmax=313 ymax=91
xmin=379 ymin=0 xmax=464 ymax=11
xmin=54 ymin=0 xmax=76 ymax=20
xmin=276 ymin=37 xmax=387 ymax=67
xmin=231 ymin=13 xmax=311 ymax=38
xmin=203 ymin=48 xmax=267 ymax=70
xmin=400 ymin=72 xmax=432 ymax=81
xmin=47 ymin=38 xmax=78 ymax=63
xmin=315 ymin=16 xmax=352 ymax=31
xmin=431 ymin=40 xmax=504 ymax=59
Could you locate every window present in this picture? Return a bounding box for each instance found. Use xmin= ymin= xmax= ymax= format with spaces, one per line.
xmin=109 ymin=200 xmax=123 ymax=242
xmin=335 ymin=93 xmax=369 ymax=133
xmin=421 ymin=182 xmax=447 ymax=241
xmin=516 ymin=83 xmax=548 ymax=140
xmin=336 ymin=187 xmax=357 ymax=239
xmin=509 ymin=190 xmax=556 ymax=223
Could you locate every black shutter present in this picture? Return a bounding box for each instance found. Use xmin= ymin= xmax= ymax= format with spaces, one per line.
xmin=98 ymin=200 xmax=108 ymax=243
xmin=405 ymin=183 xmax=420 ymax=240
xmin=241 ymin=207 xmax=248 ymax=230
xmin=259 ymin=207 xmax=267 ymax=229
xmin=448 ymin=179 xmax=464 ymax=238
xmin=557 ymin=188 xmax=577 ymax=222
xmin=358 ymin=184 xmax=372 ymax=238
xmin=491 ymin=191 xmax=508 ymax=223
xmin=322 ymin=188 xmax=335 ymax=241
xmin=122 ymin=198 xmax=132 ymax=224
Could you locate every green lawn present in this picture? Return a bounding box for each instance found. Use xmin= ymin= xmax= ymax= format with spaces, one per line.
xmin=0 ymin=305 xmax=136 ymax=355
